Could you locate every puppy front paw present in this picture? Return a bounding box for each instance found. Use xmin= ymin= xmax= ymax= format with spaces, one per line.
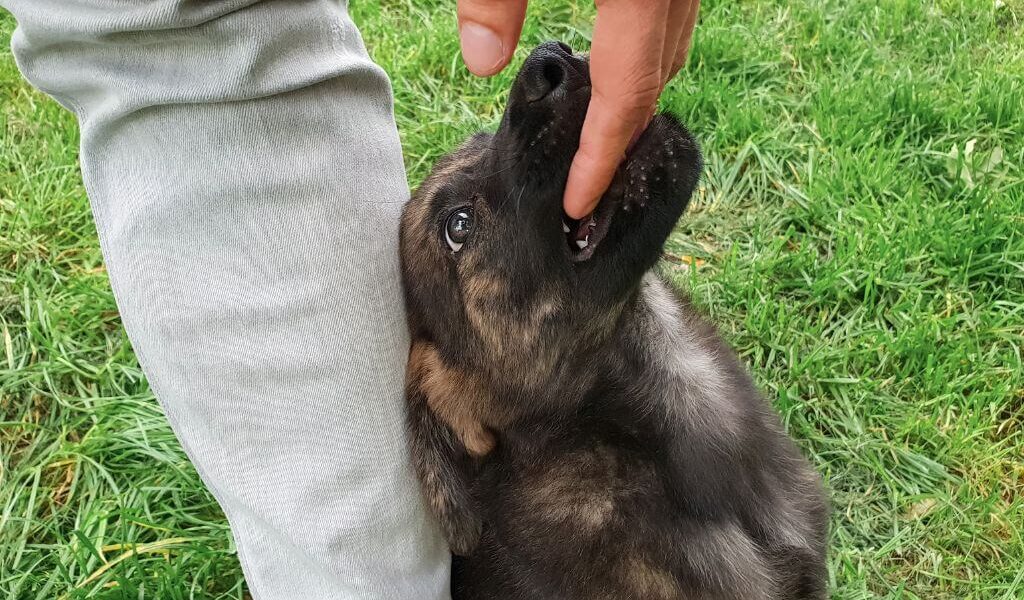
xmin=461 ymin=425 xmax=496 ymax=458
xmin=413 ymin=415 xmax=485 ymax=555
xmin=440 ymin=502 xmax=483 ymax=556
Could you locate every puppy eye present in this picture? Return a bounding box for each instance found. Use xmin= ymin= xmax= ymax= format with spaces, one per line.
xmin=444 ymin=208 xmax=474 ymax=252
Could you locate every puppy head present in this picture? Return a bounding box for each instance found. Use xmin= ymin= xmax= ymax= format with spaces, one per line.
xmin=401 ymin=42 xmax=702 ymax=394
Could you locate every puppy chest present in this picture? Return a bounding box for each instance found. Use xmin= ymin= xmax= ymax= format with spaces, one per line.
xmin=476 ymin=440 xmax=669 ymax=551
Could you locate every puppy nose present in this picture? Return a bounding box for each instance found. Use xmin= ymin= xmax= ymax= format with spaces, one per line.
xmin=520 ymin=41 xmax=578 ymax=103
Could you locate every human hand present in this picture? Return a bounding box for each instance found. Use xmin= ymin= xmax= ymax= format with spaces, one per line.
xmin=457 ymin=0 xmax=700 ymax=219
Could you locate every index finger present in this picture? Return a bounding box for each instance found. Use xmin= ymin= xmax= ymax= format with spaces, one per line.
xmin=562 ymin=0 xmax=670 ymax=219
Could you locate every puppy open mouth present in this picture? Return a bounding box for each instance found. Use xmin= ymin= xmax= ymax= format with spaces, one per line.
xmin=559 ymin=131 xmax=649 ymax=263
xmin=562 ymin=194 xmax=617 ymax=262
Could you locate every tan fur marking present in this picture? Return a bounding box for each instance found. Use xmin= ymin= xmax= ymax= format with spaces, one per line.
xmin=462 ymin=272 xmax=509 ymax=352
xmin=464 ymin=273 xmax=506 ymax=303
xmin=528 ymin=447 xmax=618 ymax=534
xmin=411 ymin=149 xmax=478 ymax=214
xmin=462 ymin=275 xmax=565 ymax=388
xmin=617 ymin=556 xmax=684 ymax=599
xmin=410 ymin=341 xmax=496 ymax=457
xmin=419 ymin=459 xmax=447 ymax=515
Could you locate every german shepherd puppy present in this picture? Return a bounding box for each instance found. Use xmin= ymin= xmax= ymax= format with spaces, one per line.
xmin=399 ymin=42 xmax=828 ymax=599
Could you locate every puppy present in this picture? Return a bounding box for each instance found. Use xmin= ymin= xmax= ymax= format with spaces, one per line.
xmin=400 ymin=42 xmax=829 ymax=599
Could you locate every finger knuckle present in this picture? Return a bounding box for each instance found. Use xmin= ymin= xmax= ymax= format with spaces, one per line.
xmin=596 ymin=72 xmax=662 ymax=112
xmin=575 ymin=138 xmax=620 ymax=167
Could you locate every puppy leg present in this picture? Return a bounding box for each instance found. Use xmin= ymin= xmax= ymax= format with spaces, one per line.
xmin=406 ymin=369 xmax=484 ymax=556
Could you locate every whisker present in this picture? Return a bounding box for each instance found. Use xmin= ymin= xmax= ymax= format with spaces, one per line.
xmin=514 ymin=184 xmax=526 ymax=219
xmin=498 ymin=184 xmax=518 ymax=213
xmin=470 ymin=152 xmax=525 ymax=181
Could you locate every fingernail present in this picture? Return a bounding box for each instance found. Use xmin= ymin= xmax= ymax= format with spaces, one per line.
xmin=459 ymin=22 xmax=505 ymax=76
xmin=565 ymin=196 xmax=595 ymax=220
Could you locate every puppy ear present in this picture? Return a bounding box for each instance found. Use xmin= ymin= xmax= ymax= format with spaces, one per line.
xmin=405 ymin=341 xmax=488 ymax=555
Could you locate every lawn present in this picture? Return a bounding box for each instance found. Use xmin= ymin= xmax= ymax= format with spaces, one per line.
xmin=1 ymin=0 xmax=1022 ymax=598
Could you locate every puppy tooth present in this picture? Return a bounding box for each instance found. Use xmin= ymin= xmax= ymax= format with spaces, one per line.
xmin=575 ymin=238 xmax=589 ymax=249
xmin=562 ymin=221 xmax=571 ymax=233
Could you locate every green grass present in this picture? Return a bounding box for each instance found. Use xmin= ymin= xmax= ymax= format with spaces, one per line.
xmin=2 ymin=0 xmax=1022 ymax=598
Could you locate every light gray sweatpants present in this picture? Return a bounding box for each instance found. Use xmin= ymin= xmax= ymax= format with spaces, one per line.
xmin=1 ymin=0 xmax=450 ymax=598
